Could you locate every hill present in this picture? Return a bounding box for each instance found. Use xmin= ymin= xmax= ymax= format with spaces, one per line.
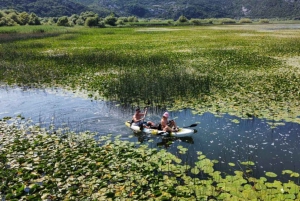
xmin=0 ymin=0 xmax=106 ymax=17
xmin=73 ymin=0 xmax=300 ymax=19
xmin=0 ymin=0 xmax=300 ymax=19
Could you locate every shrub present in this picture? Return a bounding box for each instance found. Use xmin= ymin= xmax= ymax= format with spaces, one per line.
xmin=259 ymin=19 xmax=270 ymax=23
xmin=220 ymin=18 xmax=236 ymax=24
xmin=190 ymin=18 xmax=202 ymax=25
xmin=167 ymin=20 xmax=173 ymax=25
xmin=239 ymin=18 xmax=252 ymax=23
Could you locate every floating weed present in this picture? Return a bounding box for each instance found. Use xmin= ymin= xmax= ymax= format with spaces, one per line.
xmin=1 ymin=117 xmax=300 ymax=200
xmin=2 ymin=25 xmax=300 ymax=123
xmin=240 ymin=161 xmax=255 ymax=166
xmin=266 ymin=172 xmax=278 ymax=178
xmin=231 ymin=119 xmax=240 ymax=124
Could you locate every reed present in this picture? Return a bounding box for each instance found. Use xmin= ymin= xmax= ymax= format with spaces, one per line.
xmin=1 ymin=25 xmax=300 ymax=123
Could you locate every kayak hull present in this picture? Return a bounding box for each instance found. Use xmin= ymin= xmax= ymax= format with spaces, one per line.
xmin=125 ymin=121 xmax=196 ymax=137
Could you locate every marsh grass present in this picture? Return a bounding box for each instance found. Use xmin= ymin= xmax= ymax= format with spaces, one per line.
xmin=0 ymin=25 xmax=71 ymax=43
xmin=1 ymin=25 xmax=300 ymax=123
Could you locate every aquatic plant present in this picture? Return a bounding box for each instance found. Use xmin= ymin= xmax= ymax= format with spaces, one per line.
xmin=1 ymin=25 xmax=300 ymax=124
xmin=1 ymin=117 xmax=300 ymax=200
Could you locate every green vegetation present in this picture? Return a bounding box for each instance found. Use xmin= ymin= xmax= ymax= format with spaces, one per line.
xmin=1 ymin=23 xmax=300 ymax=200
xmin=1 ymin=8 xmax=299 ymax=28
xmin=0 ymin=9 xmax=41 ymax=26
xmin=2 ymin=0 xmax=300 ymax=19
xmin=1 ymin=117 xmax=300 ymax=200
xmin=1 ymin=24 xmax=300 ymax=124
xmin=0 ymin=0 xmax=93 ymax=17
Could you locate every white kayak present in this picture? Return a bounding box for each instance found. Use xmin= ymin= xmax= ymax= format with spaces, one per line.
xmin=125 ymin=121 xmax=196 ymax=137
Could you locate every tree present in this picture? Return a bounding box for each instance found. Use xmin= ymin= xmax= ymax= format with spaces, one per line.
xmin=8 ymin=12 xmax=21 ymax=24
xmin=127 ymin=16 xmax=138 ymax=22
xmin=84 ymin=17 xmax=98 ymax=27
xmin=178 ymin=15 xmax=188 ymax=23
xmin=75 ymin=18 xmax=85 ymax=26
xmin=69 ymin=14 xmax=79 ymax=24
xmin=104 ymin=14 xmax=117 ymax=26
xmin=0 ymin=11 xmax=4 ymax=18
xmin=57 ymin=16 xmax=69 ymax=26
xmin=28 ymin=13 xmax=41 ymax=25
xmin=19 ymin=12 xmax=29 ymax=25
xmin=80 ymin=11 xmax=98 ymax=21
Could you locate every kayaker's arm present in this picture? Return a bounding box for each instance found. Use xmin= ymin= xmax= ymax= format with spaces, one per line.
xmin=133 ymin=116 xmax=144 ymax=122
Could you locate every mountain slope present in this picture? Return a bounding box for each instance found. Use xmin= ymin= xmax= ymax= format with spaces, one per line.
xmin=74 ymin=0 xmax=300 ymax=19
xmin=0 ymin=0 xmax=93 ymax=17
xmin=1 ymin=0 xmax=300 ymax=19
xmin=72 ymin=0 xmax=235 ymax=19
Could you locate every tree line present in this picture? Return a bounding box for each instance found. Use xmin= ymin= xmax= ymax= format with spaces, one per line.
xmin=0 ymin=9 xmax=139 ymax=27
xmin=0 ymin=9 xmax=274 ymax=28
xmin=0 ymin=9 xmax=41 ymax=26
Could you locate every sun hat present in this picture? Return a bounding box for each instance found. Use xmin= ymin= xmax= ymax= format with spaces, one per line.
xmin=163 ymin=112 xmax=169 ymax=118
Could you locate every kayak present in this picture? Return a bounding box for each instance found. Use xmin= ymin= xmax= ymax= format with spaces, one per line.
xmin=125 ymin=121 xmax=196 ymax=137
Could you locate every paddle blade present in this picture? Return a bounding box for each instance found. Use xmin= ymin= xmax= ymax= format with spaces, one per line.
xmin=183 ymin=123 xmax=197 ymax=128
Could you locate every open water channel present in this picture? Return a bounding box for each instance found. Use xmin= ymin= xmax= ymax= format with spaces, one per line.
xmin=1 ymin=86 xmax=300 ymax=182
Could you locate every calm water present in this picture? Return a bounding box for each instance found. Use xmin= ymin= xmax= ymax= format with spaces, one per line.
xmin=1 ymin=86 xmax=300 ymax=181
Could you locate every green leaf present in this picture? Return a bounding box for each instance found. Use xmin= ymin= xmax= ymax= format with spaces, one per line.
xmin=265 ymin=172 xmax=277 ymax=178
xmin=191 ymin=167 xmax=200 ymax=175
xmin=290 ymin=173 xmax=299 ymax=178
xmin=282 ymin=170 xmax=293 ymax=175
xmin=240 ymin=161 xmax=255 ymax=166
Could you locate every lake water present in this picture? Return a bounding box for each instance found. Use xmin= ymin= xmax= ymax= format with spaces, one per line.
xmin=1 ymin=86 xmax=300 ymax=181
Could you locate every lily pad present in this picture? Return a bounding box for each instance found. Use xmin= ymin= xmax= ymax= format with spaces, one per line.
xmin=265 ymin=172 xmax=277 ymax=178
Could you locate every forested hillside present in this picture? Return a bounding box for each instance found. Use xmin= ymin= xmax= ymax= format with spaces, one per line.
xmin=0 ymin=0 xmax=98 ymax=17
xmin=1 ymin=0 xmax=300 ymax=19
xmin=73 ymin=0 xmax=300 ymax=19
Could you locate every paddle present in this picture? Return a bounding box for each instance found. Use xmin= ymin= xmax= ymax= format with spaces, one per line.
xmin=183 ymin=123 xmax=197 ymax=128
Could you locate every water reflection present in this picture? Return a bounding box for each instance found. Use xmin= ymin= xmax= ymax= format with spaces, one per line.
xmin=1 ymin=86 xmax=300 ymax=181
